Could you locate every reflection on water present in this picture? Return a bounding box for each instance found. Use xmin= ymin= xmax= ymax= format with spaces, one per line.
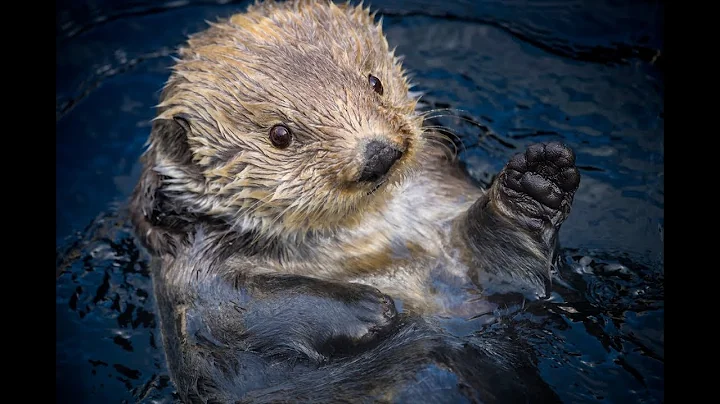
xmin=56 ymin=0 xmax=663 ymax=402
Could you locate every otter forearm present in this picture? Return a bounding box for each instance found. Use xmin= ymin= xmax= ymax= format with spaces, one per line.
xmin=154 ymin=259 xmax=398 ymax=365
xmin=458 ymin=194 xmax=553 ymax=299
xmin=457 ymin=142 xmax=580 ymax=299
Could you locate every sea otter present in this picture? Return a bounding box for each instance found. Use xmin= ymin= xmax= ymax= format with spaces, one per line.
xmin=129 ymin=0 xmax=579 ymax=402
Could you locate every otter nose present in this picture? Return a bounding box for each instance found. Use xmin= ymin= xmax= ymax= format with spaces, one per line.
xmin=359 ymin=141 xmax=403 ymax=182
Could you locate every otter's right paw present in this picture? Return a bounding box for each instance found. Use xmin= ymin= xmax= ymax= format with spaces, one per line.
xmin=329 ymin=283 xmax=398 ymax=344
xmin=492 ymin=142 xmax=580 ymax=232
xmin=245 ymin=275 xmax=399 ymax=363
xmin=295 ymin=283 xmax=398 ymax=361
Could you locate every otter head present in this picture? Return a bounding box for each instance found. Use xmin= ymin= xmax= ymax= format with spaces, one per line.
xmin=130 ymin=0 xmax=424 ymax=253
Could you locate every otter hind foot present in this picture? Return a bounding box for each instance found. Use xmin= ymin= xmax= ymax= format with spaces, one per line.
xmin=493 ymin=142 xmax=580 ymax=232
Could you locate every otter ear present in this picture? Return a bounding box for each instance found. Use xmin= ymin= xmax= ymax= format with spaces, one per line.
xmin=152 ymin=113 xmax=195 ymax=165
xmin=173 ymin=114 xmax=192 ymax=134
xmin=129 ymin=115 xmax=197 ymax=256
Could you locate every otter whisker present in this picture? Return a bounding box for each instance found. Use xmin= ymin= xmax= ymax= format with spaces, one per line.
xmin=422 ymin=127 xmax=468 ymax=156
xmin=420 ymin=109 xmax=491 ymax=130
xmin=418 ymin=107 xmax=471 ymax=118
xmin=424 ymin=137 xmax=459 ymax=159
xmin=421 ymin=125 xmax=465 ymax=146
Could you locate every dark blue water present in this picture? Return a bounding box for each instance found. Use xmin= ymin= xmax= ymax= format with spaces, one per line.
xmin=56 ymin=1 xmax=664 ymax=402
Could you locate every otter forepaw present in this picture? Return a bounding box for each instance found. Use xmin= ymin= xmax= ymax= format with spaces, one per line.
xmin=305 ymin=283 xmax=398 ymax=360
xmin=492 ymin=142 xmax=580 ymax=232
xmin=229 ymin=275 xmax=399 ymax=364
xmin=342 ymin=285 xmax=398 ymax=341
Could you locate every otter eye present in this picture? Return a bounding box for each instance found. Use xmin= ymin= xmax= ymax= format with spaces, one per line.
xmin=269 ymin=124 xmax=292 ymax=149
xmin=368 ymin=74 xmax=383 ymax=96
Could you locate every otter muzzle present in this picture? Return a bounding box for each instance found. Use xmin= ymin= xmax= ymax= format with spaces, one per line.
xmin=359 ymin=141 xmax=403 ymax=183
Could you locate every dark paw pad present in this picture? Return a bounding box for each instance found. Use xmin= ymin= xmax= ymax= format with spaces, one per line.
xmin=495 ymin=142 xmax=580 ymax=230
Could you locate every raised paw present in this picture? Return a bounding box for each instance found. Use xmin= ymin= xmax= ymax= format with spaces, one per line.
xmin=491 ymin=142 xmax=580 ymax=231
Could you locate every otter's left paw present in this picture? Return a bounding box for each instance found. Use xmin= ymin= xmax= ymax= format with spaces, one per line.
xmin=492 ymin=142 xmax=580 ymax=231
